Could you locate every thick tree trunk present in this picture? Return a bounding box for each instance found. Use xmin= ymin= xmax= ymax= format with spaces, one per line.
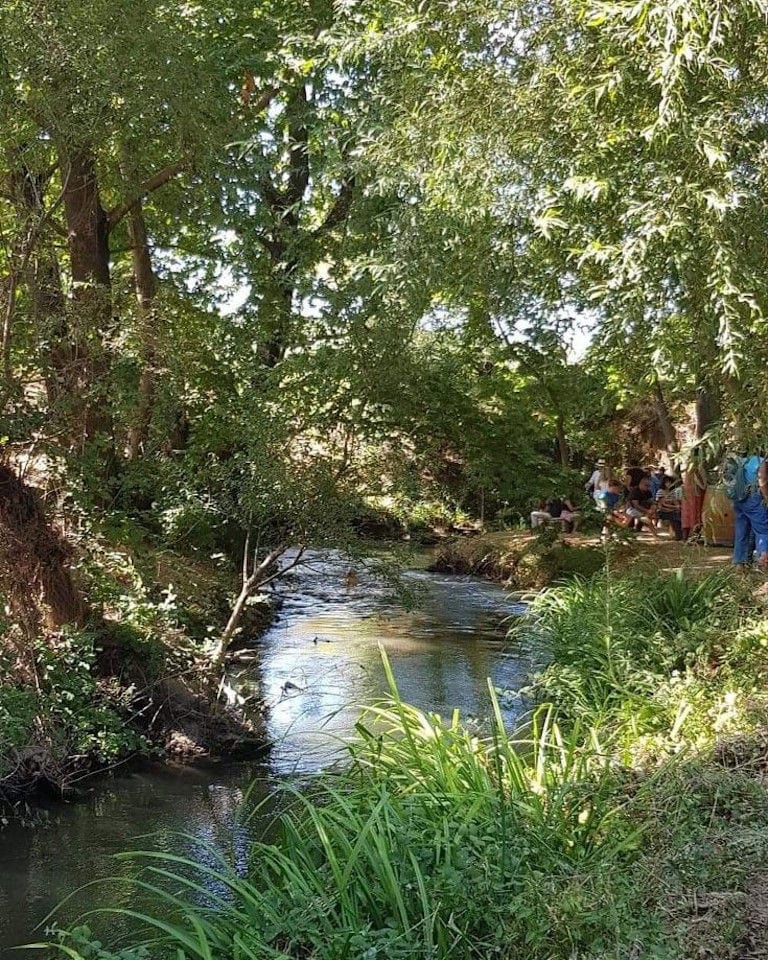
xmin=695 ymin=378 xmax=721 ymax=440
xmin=0 ymin=464 xmax=87 ymax=633
xmin=125 ymin=198 xmax=159 ymax=460
xmin=60 ymin=148 xmax=116 ymax=460
xmin=62 ymin=150 xmax=111 ymax=288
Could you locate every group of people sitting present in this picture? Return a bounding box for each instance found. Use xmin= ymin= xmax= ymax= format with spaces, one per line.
xmin=530 ymin=451 xmax=768 ymax=570
xmin=530 ymin=458 xmax=706 ymax=541
xmin=530 ymin=497 xmax=581 ymax=533
xmin=588 ymin=462 xmax=689 ymax=540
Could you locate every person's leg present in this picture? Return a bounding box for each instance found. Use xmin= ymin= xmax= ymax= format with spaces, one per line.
xmin=745 ymin=492 xmax=768 ymax=570
xmin=671 ymin=513 xmax=683 ymax=541
xmin=531 ymin=511 xmax=551 ymax=529
xmin=659 ymin=510 xmax=682 ymax=540
xmin=732 ymin=498 xmax=752 ymax=567
xmin=644 ymin=515 xmax=660 ymax=539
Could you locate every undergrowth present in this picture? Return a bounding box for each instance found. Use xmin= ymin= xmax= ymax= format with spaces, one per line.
xmin=41 ymin=569 xmax=768 ymax=959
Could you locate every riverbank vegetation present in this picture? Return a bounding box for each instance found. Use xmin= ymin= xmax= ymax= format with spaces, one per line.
xmin=5 ymin=0 xmax=768 ymax=799
xmin=5 ymin=0 xmax=768 ymax=948
xmin=48 ymin=568 xmax=768 ymax=958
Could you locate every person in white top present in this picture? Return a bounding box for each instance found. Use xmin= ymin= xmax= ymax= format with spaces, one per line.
xmin=585 ymin=460 xmax=610 ymax=505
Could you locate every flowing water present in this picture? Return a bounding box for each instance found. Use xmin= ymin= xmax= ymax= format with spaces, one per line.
xmin=0 ymin=550 xmax=539 ymax=954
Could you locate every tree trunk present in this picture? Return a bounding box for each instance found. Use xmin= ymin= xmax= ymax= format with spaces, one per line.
xmin=60 ymin=148 xmax=115 ymax=453
xmin=125 ymin=198 xmax=159 ymax=460
xmin=5 ymin=164 xmax=73 ymax=409
xmin=652 ymin=378 xmax=678 ymax=451
xmin=0 ymin=464 xmax=87 ymax=633
xmin=695 ymin=378 xmax=721 ymax=440
xmin=555 ymin=415 xmax=569 ymax=467
xmin=209 ymin=543 xmax=297 ymax=674
xmin=262 ymin=263 xmax=296 ymax=367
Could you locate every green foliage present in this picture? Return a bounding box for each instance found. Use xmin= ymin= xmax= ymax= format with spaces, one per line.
xmin=48 ymin=616 xmax=768 ymax=959
xmin=519 ymin=570 xmax=768 ymax=755
xmin=0 ymin=630 xmax=146 ymax=783
xmin=50 ymin=671 xmax=659 ymax=958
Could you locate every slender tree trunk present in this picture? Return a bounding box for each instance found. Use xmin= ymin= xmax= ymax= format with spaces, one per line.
xmin=555 ymin=415 xmax=569 ymax=467
xmin=695 ymin=378 xmax=721 ymax=440
xmin=652 ymin=378 xmax=678 ymax=450
xmin=125 ymin=198 xmax=159 ymax=460
xmin=209 ymin=543 xmax=290 ymax=673
xmin=262 ymin=262 xmax=296 ymax=367
xmin=29 ymin=250 xmax=72 ymax=406
xmin=1 ymin=273 xmax=16 ymax=391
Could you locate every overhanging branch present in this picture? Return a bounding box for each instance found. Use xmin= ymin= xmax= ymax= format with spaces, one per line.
xmin=107 ymin=158 xmax=189 ymax=231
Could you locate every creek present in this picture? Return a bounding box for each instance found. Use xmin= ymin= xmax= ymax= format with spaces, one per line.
xmin=0 ymin=550 xmax=539 ymax=953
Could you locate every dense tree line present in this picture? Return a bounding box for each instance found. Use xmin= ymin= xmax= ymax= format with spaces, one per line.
xmin=3 ymin=0 xmax=768 ymax=793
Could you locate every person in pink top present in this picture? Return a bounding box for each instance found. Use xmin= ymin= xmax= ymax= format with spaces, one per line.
xmin=681 ymin=454 xmax=707 ymax=541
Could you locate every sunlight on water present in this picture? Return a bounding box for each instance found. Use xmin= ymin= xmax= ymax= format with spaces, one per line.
xmin=0 ymin=553 xmax=535 ymax=951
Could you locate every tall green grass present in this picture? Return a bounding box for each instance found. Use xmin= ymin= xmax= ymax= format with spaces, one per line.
xmin=43 ymin=570 xmax=768 ymax=960
xmin=44 ymin=653 xmax=658 ymax=960
xmin=518 ymin=571 xmax=761 ymax=749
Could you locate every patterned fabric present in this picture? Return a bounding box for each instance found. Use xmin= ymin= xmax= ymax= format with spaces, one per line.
xmin=681 ymin=474 xmax=705 ymax=529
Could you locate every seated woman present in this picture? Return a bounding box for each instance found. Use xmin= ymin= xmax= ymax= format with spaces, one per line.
xmin=531 ymin=497 xmax=580 ymax=533
xmin=550 ymin=496 xmax=581 ymax=533
xmin=625 ymin=476 xmax=659 ymax=539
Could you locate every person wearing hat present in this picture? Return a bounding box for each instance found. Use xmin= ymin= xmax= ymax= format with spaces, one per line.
xmin=585 ymin=460 xmax=610 ymax=505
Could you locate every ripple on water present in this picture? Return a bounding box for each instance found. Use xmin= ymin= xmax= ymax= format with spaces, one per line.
xmin=0 ymin=550 xmax=537 ymax=952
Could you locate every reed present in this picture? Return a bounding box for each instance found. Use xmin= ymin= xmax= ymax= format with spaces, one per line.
xmin=43 ymin=571 xmax=768 ymax=960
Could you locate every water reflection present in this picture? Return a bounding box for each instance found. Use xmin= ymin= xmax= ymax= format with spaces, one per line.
xmin=0 ymin=553 xmax=535 ymax=952
xmin=249 ymin=561 xmax=532 ymax=772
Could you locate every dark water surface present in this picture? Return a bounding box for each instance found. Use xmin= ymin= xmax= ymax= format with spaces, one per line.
xmin=0 ymin=551 xmax=536 ymax=953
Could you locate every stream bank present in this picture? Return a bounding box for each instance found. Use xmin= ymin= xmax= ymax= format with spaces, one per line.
xmin=430 ymin=530 xmax=610 ymax=587
xmin=0 ymin=553 xmax=533 ymax=951
xmin=44 ymin=565 xmax=768 ymax=960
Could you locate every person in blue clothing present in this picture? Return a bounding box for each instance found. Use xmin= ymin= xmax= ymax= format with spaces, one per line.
xmin=649 ymin=465 xmax=666 ymax=499
xmin=730 ymin=455 xmax=768 ymax=571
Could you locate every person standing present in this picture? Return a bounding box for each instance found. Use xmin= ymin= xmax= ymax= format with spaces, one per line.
xmin=585 ymin=460 xmax=609 ymax=502
xmin=656 ymin=475 xmax=683 ymax=541
xmin=681 ymin=454 xmax=707 ymax=541
xmin=731 ymin=456 xmax=768 ymax=571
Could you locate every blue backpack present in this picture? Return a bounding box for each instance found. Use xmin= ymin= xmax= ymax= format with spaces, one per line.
xmin=724 ymin=455 xmax=764 ymax=501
